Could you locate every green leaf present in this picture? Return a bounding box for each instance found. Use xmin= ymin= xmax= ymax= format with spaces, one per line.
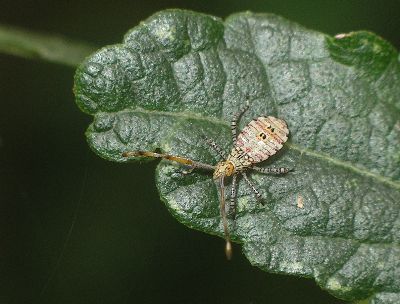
xmin=73 ymin=10 xmax=400 ymax=303
xmin=0 ymin=24 xmax=97 ymax=66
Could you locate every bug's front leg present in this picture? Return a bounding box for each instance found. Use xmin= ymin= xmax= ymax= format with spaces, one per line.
xmin=123 ymin=151 xmax=215 ymax=173
xmin=251 ymin=166 xmax=292 ymax=174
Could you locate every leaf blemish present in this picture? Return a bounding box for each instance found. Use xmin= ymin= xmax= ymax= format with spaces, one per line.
xmin=296 ymin=194 xmax=304 ymax=208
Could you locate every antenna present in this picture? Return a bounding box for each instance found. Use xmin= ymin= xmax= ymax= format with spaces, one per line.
xmin=219 ymin=175 xmax=232 ymax=260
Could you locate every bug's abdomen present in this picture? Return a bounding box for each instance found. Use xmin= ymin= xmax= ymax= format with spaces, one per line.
xmin=234 ymin=116 xmax=289 ymax=164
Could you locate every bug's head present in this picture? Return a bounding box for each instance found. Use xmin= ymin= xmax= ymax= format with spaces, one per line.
xmin=213 ymin=161 xmax=235 ymax=179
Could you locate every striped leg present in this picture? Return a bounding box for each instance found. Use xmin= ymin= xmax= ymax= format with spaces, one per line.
xmin=229 ymin=174 xmax=238 ymax=218
xmin=231 ymin=103 xmax=250 ymax=142
xmin=242 ymin=172 xmax=263 ymax=204
xmin=251 ymin=166 xmax=291 ymax=174
xmin=204 ymin=137 xmax=226 ymax=160
xmin=122 ymin=151 xmax=215 ymax=171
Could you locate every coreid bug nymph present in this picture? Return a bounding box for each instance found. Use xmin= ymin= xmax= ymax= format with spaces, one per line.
xmin=123 ymin=104 xmax=290 ymax=259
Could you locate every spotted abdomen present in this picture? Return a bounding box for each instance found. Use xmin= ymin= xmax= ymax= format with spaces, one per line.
xmin=234 ymin=116 xmax=289 ymax=163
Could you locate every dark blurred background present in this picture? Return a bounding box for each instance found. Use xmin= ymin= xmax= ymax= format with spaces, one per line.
xmin=1 ymin=1 xmax=399 ymax=303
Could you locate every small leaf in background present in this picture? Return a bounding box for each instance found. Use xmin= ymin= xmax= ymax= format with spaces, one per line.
xmin=74 ymin=10 xmax=400 ymax=303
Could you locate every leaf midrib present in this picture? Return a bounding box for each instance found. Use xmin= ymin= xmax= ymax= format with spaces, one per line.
xmin=98 ymin=107 xmax=400 ymax=190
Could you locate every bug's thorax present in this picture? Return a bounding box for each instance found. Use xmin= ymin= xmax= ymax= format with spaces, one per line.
xmin=213 ymin=160 xmax=235 ymax=179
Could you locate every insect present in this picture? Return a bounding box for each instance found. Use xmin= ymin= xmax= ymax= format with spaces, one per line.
xmin=123 ymin=104 xmax=290 ymax=259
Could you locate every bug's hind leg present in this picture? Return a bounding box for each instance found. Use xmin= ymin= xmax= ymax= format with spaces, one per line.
xmin=204 ymin=137 xmax=226 ymax=160
xmin=231 ymin=102 xmax=250 ymax=142
xmin=228 ymin=174 xmax=238 ymax=219
xmin=242 ymin=172 xmax=264 ymax=204
xmin=251 ymin=166 xmax=292 ymax=174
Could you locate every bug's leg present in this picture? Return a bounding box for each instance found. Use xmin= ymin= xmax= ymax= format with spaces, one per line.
xmin=242 ymin=172 xmax=264 ymax=204
xmin=122 ymin=151 xmax=215 ymax=171
xmin=204 ymin=137 xmax=226 ymax=160
xmin=251 ymin=166 xmax=292 ymax=174
xmin=229 ymin=174 xmax=238 ymax=218
xmin=231 ymin=102 xmax=250 ymax=142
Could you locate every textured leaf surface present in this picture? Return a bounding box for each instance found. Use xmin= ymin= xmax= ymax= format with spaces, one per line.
xmin=74 ymin=10 xmax=400 ymax=303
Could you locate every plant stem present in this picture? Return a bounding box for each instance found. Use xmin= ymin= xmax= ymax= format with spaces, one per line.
xmin=0 ymin=24 xmax=97 ymax=67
